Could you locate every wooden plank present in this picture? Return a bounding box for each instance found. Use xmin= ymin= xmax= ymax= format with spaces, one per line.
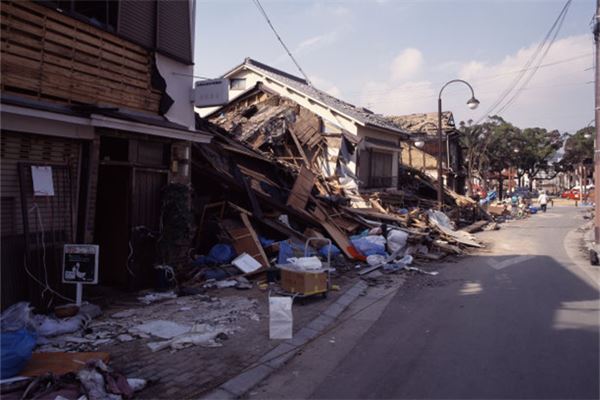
xmin=20 ymin=352 xmax=110 ymax=377
xmin=1 ymin=39 xmax=150 ymax=90
xmin=288 ymin=128 xmax=310 ymax=166
xmin=1 ymin=52 xmax=151 ymax=100
xmin=320 ymin=219 xmax=364 ymax=260
xmin=1 ymin=56 xmax=160 ymax=112
xmin=1 ymin=31 xmax=151 ymax=85
xmin=286 ymin=165 xmax=315 ymax=211
xmin=9 ymin=1 xmax=147 ymax=57
xmin=239 ymin=213 xmax=270 ymax=267
xmin=1 ymin=10 xmax=150 ymax=74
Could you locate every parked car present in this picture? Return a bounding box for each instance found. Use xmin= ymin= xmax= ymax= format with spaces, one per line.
xmin=562 ymin=188 xmax=581 ymax=200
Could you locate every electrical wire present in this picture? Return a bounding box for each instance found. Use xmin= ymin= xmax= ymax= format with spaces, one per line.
xmin=251 ymin=0 xmax=313 ymax=86
xmin=494 ymin=1 xmax=571 ymax=115
xmin=345 ymin=52 xmax=591 ymax=98
xmin=474 ymin=0 xmax=572 ymax=123
xmin=25 ymin=204 xmax=75 ymax=304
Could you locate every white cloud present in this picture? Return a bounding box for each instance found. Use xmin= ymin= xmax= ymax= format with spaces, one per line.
xmin=457 ymin=34 xmax=593 ymax=131
xmin=310 ymin=75 xmax=342 ymax=98
xmin=361 ymin=80 xmax=436 ymax=116
xmin=296 ymin=31 xmax=339 ymax=55
xmin=390 ymin=48 xmax=424 ymax=81
xmin=357 ymin=35 xmax=593 ymax=132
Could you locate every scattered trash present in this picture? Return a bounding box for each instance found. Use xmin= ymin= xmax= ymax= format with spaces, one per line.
xmin=138 ymin=291 xmax=178 ymax=305
xmin=232 ymin=253 xmax=262 ymax=274
xmin=129 ymin=320 xmax=190 ymax=340
xmin=148 ymin=323 xmax=229 ymax=352
xmin=0 ymin=329 xmax=37 ymax=379
xmin=286 ymin=256 xmax=323 ymax=271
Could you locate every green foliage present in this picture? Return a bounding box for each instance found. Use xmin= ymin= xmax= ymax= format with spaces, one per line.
xmin=513 ymin=127 xmax=563 ymax=179
xmin=459 ymin=115 xmax=564 ymax=194
xmin=560 ymin=126 xmax=594 ymax=170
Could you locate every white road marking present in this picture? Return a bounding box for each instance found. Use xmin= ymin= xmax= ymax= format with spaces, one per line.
xmin=487 ymin=255 xmax=536 ymax=270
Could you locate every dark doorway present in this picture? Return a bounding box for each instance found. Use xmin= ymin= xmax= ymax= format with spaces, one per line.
xmin=94 ymin=165 xmax=130 ymax=287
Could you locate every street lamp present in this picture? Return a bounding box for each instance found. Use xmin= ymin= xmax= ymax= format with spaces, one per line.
xmin=437 ymin=79 xmax=479 ymax=209
xmin=413 ymin=121 xmax=437 ymax=150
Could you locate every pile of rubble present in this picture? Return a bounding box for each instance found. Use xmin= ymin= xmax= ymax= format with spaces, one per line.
xmin=185 ymin=100 xmax=490 ymax=287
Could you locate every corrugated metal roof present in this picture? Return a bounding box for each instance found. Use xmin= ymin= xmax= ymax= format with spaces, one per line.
xmin=225 ymin=58 xmax=409 ymax=136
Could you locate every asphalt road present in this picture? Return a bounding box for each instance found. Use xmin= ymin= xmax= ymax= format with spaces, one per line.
xmin=257 ymin=206 xmax=600 ymax=399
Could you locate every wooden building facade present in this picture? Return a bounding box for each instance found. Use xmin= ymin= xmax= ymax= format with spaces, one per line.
xmin=0 ymin=1 xmax=211 ymax=309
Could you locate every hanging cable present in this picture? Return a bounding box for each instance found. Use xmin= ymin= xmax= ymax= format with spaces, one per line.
xmin=474 ymin=0 xmax=572 ymax=124
xmin=251 ymin=0 xmax=313 ymax=86
xmin=25 ymin=204 xmax=75 ymax=304
xmin=495 ymin=2 xmax=571 ymax=115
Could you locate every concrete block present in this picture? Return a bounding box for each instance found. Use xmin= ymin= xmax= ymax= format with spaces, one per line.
xmin=288 ymin=326 xmax=319 ymax=347
xmin=323 ymin=302 xmax=346 ymax=319
xmin=221 ymin=365 xmax=274 ymax=396
xmin=201 ymin=388 xmax=236 ymax=400
xmin=259 ymin=342 xmax=298 ymax=369
xmin=306 ymin=314 xmax=334 ymax=332
xmin=335 ymin=293 xmax=355 ymax=307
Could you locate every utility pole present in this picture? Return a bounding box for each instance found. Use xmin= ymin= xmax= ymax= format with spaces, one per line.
xmin=595 ymin=0 xmax=600 ymax=243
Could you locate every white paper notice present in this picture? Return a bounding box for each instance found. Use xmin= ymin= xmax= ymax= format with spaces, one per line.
xmin=31 ymin=166 xmax=55 ymax=196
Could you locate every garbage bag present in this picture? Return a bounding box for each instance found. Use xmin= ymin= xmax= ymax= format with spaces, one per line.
xmin=0 ymin=302 xmax=34 ymax=332
xmin=387 ymin=230 xmax=409 ymax=253
xmin=277 ymin=240 xmax=307 ymax=264
xmin=208 ymin=244 xmax=236 ymax=264
xmin=0 ymin=329 xmax=37 ymax=379
xmin=269 ymin=297 xmax=293 ymax=339
xmin=351 ymin=236 xmax=387 ymax=257
xmin=366 ymin=254 xmax=387 ymax=266
xmin=319 ymin=244 xmax=341 ymax=258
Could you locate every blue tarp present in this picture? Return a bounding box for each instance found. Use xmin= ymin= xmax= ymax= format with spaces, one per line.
xmin=0 ymin=329 xmax=37 ymax=379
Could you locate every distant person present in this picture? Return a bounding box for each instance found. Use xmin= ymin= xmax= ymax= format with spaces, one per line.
xmin=538 ymin=191 xmax=549 ymax=212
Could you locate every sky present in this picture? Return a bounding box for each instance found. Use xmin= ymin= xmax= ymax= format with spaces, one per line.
xmin=194 ymin=0 xmax=595 ymax=133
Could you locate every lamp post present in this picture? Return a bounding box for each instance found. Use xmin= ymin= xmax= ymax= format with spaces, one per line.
xmin=437 ymin=80 xmax=479 ymax=209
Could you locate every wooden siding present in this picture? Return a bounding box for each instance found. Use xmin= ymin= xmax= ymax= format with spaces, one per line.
xmin=0 ymin=130 xmax=81 ymax=310
xmin=0 ymin=1 xmax=162 ymax=113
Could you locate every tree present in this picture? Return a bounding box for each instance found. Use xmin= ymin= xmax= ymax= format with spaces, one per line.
xmin=560 ymin=126 xmax=594 ymax=193
xmin=561 ymin=126 xmax=594 ymax=169
xmin=513 ymin=127 xmax=563 ymax=190
xmin=482 ymin=116 xmax=521 ymax=200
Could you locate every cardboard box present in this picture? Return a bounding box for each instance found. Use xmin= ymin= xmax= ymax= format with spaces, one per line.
xmin=280 ymin=268 xmax=328 ymax=295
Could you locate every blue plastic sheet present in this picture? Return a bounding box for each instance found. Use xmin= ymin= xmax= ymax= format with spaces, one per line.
xmin=0 ymin=329 xmax=37 ymax=379
xmin=351 ymin=237 xmax=387 ymax=257
xmin=193 ymin=244 xmax=236 ymax=266
xmin=319 ymin=244 xmax=341 ymax=258
xmin=277 ymin=240 xmax=314 ymax=264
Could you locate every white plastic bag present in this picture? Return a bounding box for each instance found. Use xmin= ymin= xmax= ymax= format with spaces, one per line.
xmin=387 ymin=230 xmax=409 ymax=253
xmin=269 ymin=297 xmax=293 ymax=339
xmin=287 ymin=257 xmax=322 ymax=270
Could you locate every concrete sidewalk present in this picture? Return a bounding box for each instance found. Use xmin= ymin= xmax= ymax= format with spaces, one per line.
xmin=202 ymin=279 xmax=380 ymax=399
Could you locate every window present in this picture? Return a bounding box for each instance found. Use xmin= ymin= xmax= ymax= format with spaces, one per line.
xmin=230 ymin=78 xmax=247 ymax=90
xmin=49 ymin=1 xmax=118 ymax=31
xmin=369 ymin=151 xmax=393 ymax=187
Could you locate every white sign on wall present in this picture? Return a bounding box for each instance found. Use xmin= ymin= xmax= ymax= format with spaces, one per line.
xmin=31 ymin=166 xmax=55 ymax=196
xmin=193 ymin=78 xmax=229 ymax=107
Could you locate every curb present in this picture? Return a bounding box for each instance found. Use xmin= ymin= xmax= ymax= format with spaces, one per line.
xmin=201 ymin=280 xmax=369 ymax=399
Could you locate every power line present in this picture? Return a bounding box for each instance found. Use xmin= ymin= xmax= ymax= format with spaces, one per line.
xmin=251 ymin=0 xmax=313 ymax=86
xmin=474 ymin=0 xmax=572 ymax=123
xmin=341 ymin=52 xmax=591 ymax=98
xmin=494 ymin=0 xmax=571 ymax=115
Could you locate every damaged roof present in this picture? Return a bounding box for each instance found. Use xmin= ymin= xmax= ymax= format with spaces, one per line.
xmin=387 ymin=112 xmax=456 ymax=135
xmin=223 ymin=58 xmax=409 ymax=137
